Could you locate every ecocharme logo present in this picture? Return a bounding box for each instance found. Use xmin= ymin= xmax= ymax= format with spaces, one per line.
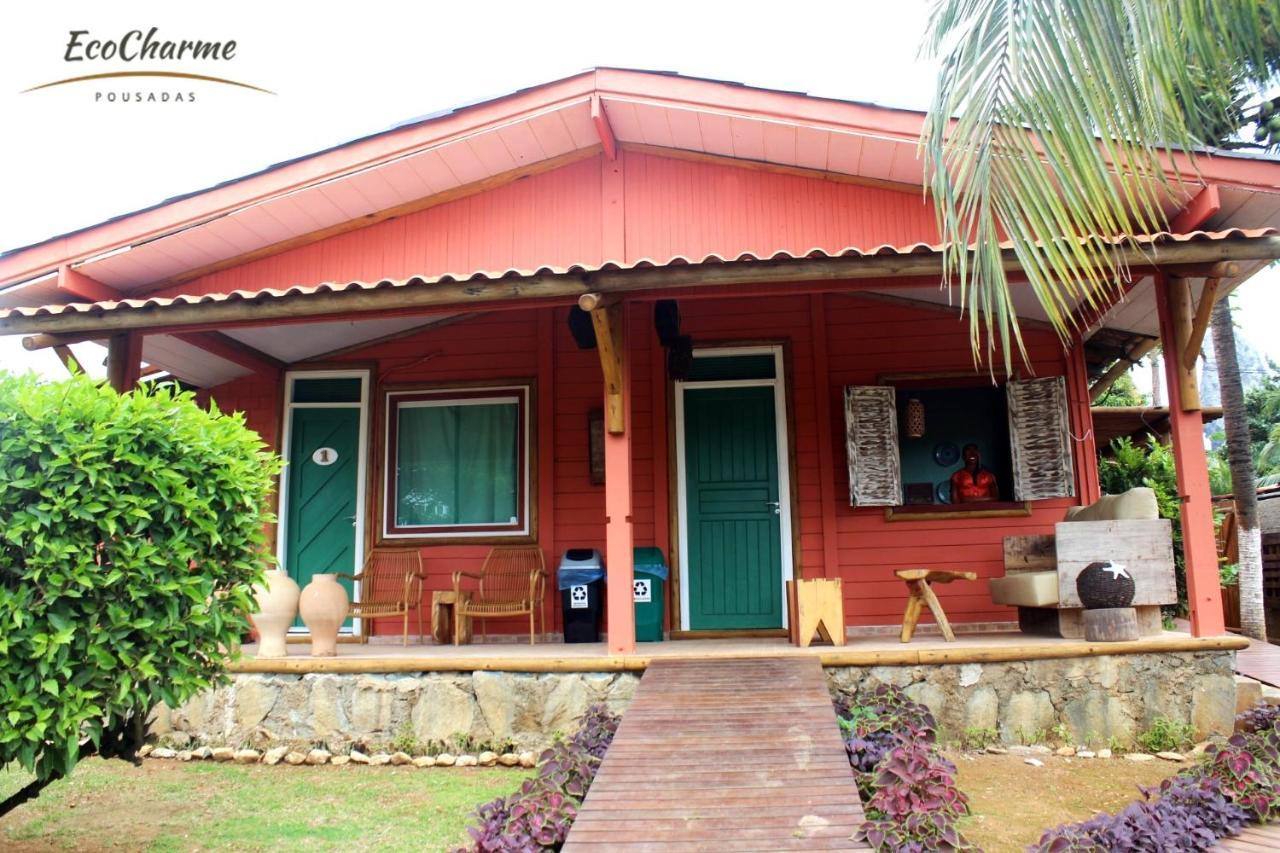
xmin=22 ymin=27 xmax=273 ymax=101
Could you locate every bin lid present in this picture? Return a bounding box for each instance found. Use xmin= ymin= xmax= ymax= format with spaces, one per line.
xmin=558 ymin=548 xmax=604 ymax=589
xmin=633 ymin=546 xmax=669 ymax=581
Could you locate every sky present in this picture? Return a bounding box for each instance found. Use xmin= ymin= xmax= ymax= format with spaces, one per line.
xmin=1 ymin=0 xmax=1277 ymax=383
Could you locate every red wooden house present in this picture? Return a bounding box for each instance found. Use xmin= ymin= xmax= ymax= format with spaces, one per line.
xmin=4 ymin=69 xmax=1279 ymax=655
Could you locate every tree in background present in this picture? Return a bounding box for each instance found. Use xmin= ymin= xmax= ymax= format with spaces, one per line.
xmin=1095 ymin=371 xmax=1146 ymax=407
xmin=1212 ymin=300 xmax=1267 ymax=638
xmin=923 ymin=0 xmax=1280 ymax=639
xmin=0 ymin=374 xmax=280 ymax=816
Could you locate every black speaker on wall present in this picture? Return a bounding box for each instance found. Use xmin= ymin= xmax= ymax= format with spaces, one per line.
xmin=567 ymin=306 xmax=597 ymax=350
xmin=667 ymin=335 xmax=694 ymax=381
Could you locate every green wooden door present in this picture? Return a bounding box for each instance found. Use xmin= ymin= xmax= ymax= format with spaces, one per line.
xmin=684 ymin=385 xmax=784 ymax=630
xmin=285 ymin=408 xmax=360 ymax=625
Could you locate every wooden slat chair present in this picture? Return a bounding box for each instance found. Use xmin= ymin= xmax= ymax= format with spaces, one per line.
xmin=337 ymin=548 xmax=425 ymax=646
xmin=452 ymin=546 xmax=547 ymax=645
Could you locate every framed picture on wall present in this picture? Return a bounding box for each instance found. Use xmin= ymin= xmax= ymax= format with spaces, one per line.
xmin=588 ymin=408 xmax=605 ymax=485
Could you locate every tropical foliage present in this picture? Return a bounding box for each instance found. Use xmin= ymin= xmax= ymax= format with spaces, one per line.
xmin=922 ymin=0 xmax=1280 ymax=369
xmin=0 ymin=373 xmax=278 ymax=810
xmin=1094 ymin=371 xmax=1145 ymax=407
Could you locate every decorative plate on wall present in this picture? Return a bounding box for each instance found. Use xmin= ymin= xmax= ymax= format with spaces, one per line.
xmin=935 ymin=480 xmax=952 ymax=504
xmin=933 ymin=442 xmax=960 ymax=467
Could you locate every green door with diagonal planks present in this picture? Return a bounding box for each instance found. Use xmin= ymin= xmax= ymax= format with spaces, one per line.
xmin=684 ymin=385 xmax=784 ymax=630
xmin=285 ymin=407 xmax=360 ymax=625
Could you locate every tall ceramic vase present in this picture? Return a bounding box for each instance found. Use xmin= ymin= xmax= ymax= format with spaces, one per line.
xmin=251 ymin=569 xmax=300 ymax=659
xmin=299 ymin=574 xmax=349 ymax=657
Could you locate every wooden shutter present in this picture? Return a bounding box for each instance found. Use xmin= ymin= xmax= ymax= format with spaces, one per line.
xmin=844 ymin=385 xmax=902 ymax=507
xmin=1007 ymin=376 xmax=1075 ymax=500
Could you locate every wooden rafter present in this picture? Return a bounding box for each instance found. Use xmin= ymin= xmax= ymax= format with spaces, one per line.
xmin=1183 ymin=277 xmax=1223 ymax=372
xmin=174 ymin=331 xmax=285 ymax=375
xmin=1088 ymin=337 xmax=1159 ymax=402
xmin=51 ymin=344 xmax=83 ymax=375
xmin=580 ymin=292 xmax=624 ymax=434
xmin=58 ymin=265 xmax=123 ymax=302
xmin=591 ymin=95 xmax=616 ymax=161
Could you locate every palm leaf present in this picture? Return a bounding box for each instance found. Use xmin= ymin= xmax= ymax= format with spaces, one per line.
xmin=922 ymin=0 xmax=1280 ymax=372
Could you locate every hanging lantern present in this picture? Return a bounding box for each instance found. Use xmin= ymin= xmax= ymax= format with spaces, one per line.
xmin=905 ymin=397 xmax=926 ymax=439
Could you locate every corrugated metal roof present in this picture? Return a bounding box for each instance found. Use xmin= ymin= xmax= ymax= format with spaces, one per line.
xmin=1 ymin=228 xmax=1273 ymax=321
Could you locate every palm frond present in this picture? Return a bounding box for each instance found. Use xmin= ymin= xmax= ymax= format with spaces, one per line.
xmin=922 ymin=0 xmax=1280 ymax=372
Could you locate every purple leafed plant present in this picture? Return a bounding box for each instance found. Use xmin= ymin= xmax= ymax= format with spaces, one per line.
xmin=859 ymin=741 xmax=972 ymax=852
xmin=1236 ymin=702 xmax=1280 ymax=735
xmin=1191 ymin=730 xmax=1280 ymax=823
xmin=461 ymin=703 xmax=620 ymax=851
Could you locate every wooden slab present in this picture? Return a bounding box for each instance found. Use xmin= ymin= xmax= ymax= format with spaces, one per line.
xmin=1235 ymin=636 xmax=1280 ymax=688
xmin=564 ymin=657 xmax=868 ymax=850
xmin=1055 ymin=519 xmax=1176 ymax=608
xmin=1214 ymin=822 xmax=1280 ymax=851
xmin=1003 ymin=534 xmax=1057 ymax=574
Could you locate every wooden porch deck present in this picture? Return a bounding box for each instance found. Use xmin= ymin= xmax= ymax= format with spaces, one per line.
xmin=1215 ymin=822 xmax=1280 ymax=851
xmin=1233 ymin=635 xmax=1280 ymax=687
xmin=563 ymin=657 xmax=869 ymax=850
xmin=231 ymin=630 xmax=1247 ymax=673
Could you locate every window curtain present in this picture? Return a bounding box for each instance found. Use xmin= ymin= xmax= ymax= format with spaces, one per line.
xmin=396 ymin=402 xmax=518 ymax=527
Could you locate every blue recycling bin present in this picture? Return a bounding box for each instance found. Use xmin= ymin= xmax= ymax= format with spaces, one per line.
xmin=558 ymin=549 xmax=604 ymax=643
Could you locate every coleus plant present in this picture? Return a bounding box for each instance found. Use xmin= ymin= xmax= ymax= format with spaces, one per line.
xmin=1193 ymin=730 xmax=1280 ymax=823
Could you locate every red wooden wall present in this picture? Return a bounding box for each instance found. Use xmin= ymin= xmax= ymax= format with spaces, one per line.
xmin=205 ymin=292 xmax=1092 ymax=636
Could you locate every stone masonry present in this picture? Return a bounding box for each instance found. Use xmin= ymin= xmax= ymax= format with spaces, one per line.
xmin=150 ymin=671 xmax=639 ymax=751
xmin=150 ymin=651 xmax=1235 ymax=750
xmin=826 ymin=650 xmax=1236 ymax=744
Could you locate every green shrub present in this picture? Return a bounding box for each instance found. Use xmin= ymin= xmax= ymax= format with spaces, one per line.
xmin=0 ymin=373 xmax=279 ymax=787
xmin=1136 ymin=716 xmax=1196 ymax=754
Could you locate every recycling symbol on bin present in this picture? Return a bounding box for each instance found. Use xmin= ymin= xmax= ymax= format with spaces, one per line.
xmin=569 ymin=584 xmax=589 ymax=609
xmin=632 ymin=578 xmax=651 ymax=603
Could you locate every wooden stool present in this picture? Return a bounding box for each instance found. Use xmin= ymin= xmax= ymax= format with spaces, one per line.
xmin=787 ymin=579 xmax=846 ymax=647
xmin=431 ymin=590 xmax=473 ymax=645
xmin=895 ymin=569 xmax=977 ymax=643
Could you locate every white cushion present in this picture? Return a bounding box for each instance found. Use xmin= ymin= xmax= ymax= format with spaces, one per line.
xmin=990 ymin=571 xmax=1060 ymax=608
xmin=1064 ymin=487 xmax=1158 ymax=522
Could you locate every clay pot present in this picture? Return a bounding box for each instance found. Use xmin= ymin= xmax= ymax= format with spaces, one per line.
xmin=299 ymin=574 xmax=349 ymax=656
xmin=1075 ymin=561 xmax=1136 ymax=610
xmin=250 ymin=569 xmax=300 ymax=659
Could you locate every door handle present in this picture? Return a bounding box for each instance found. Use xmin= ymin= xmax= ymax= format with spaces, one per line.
xmin=347 ymin=514 xmax=358 ymax=527
xmin=765 ymin=501 xmax=780 ymax=515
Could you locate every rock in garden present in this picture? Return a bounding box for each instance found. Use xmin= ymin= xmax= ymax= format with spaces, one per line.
xmin=305 ymin=749 xmax=331 ymax=766
xmin=1156 ymin=751 xmax=1185 ymax=762
xmin=233 ymin=749 xmax=261 ymax=764
xmin=1055 ymin=746 xmax=1075 ymax=757
xmin=284 ymin=751 xmax=307 ymax=766
xmin=263 ymin=747 xmax=289 ymax=766
xmin=1077 ymin=750 xmax=1096 ymax=759
xmin=498 ymin=753 xmax=520 ymax=766
xmin=1028 ymin=745 xmax=1052 ymax=755
xmin=412 ymin=756 xmax=436 ymax=768
xmin=176 ymin=751 xmax=193 ymax=762
xmin=1097 ymin=749 xmax=1113 ymax=759
xmin=1191 ymin=741 xmax=1212 ymax=755
xmin=349 ymin=750 xmax=371 ymax=765
xmin=984 ymin=746 xmax=1008 ymax=755
xmin=390 ymin=752 xmax=413 ymax=766
xmin=456 ymin=755 xmax=479 ymax=767
xmin=1007 ymin=745 xmax=1032 ymax=755
xmin=211 ymin=747 xmax=235 ymax=762
xmin=192 ymin=747 xmax=213 ymax=760
xmin=435 ymin=753 xmax=456 ymax=767
xmin=150 ymin=747 xmax=176 ymax=760
xmin=1125 ymin=753 xmax=1155 ymax=762
xmin=138 ymin=744 xmax=154 ymax=758
xmin=167 ymin=732 xmax=192 ymax=749
xmin=1024 ymin=758 xmax=1044 ymax=767
xmin=369 ymin=753 xmax=392 ymax=766
xmin=478 ymin=751 xmax=498 ymax=766
xmin=517 ymin=751 xmax=537 ymax=768
xmin=330 ymin=755 xmax=350 ymax=766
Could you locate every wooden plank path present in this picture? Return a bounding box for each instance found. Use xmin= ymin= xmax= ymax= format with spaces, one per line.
xmin=1214 ymin=822 xmax=1280 ymax=851
xmin=564 ymin=656 xmax=869 ymax=851
xmin=1234 ymin=635 xmax=1280 ymax=688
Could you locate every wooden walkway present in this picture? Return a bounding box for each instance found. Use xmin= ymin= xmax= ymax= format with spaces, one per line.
xmin=1234 ymin=635 xmax=1280 ymax=687
xmin=1214 ymin=822 xmax=1280 ymax=851
xmin=564 ymin=656 xmax=869 ymax=851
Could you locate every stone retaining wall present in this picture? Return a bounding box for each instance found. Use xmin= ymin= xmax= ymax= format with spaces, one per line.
xmin=826 ymin=650 xmax=1236 ymax=743
xmin=151 ymin=651 xmax=1235 ymax=750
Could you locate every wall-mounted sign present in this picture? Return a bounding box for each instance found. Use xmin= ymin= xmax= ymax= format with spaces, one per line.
xmin=312 ymin=447 xmax=339 ymax=466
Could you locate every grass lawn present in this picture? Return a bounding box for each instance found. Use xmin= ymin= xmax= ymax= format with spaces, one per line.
xmin=950 ymin=751 xmax=1183 ymax=852
xmin=1 ymin=759 xmax=529 ymax=852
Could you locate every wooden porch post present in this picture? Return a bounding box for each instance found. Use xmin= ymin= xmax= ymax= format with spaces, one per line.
xmin=1155 ymin=274 xmax=1225 ymax=636
xmin=105 ymin=332 xmax=143 ymax=393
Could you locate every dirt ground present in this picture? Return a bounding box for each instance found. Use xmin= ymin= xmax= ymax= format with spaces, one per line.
xmin=949 ymin=750 xmax=1184 ymax=852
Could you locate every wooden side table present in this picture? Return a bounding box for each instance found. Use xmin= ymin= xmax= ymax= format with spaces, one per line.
xmin=787 ymin=578 xmax=846 ymax=647
xmin=431 ymin=590 xmax=473 ymax=645
xmin=895 ymin=569 xmax=977 ymax=643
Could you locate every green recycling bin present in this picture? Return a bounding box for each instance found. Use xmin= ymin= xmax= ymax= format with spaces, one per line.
xmin=632 ymin=547 xmax=668 ymax=642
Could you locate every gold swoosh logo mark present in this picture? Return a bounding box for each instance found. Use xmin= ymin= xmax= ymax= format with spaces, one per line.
xmin=23 ymin=70 xmax=274 ymax=94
